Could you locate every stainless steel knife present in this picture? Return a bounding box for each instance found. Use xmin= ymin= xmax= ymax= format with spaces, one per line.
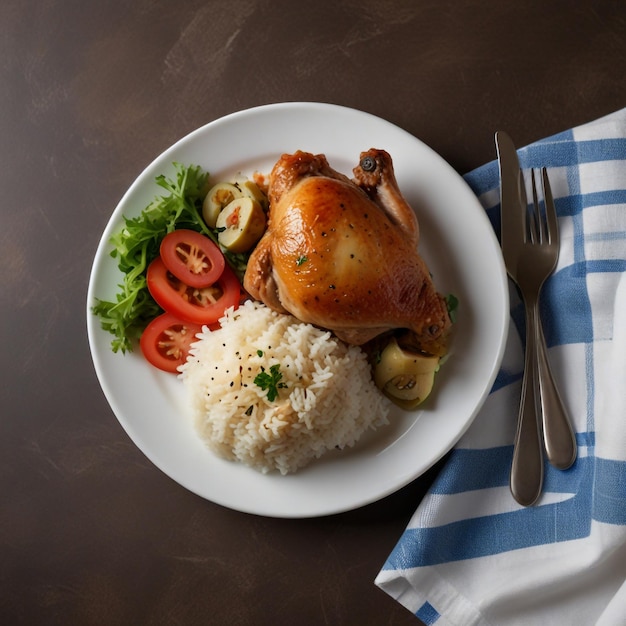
xmin=495 ymin=131 xmax=544 ymax=506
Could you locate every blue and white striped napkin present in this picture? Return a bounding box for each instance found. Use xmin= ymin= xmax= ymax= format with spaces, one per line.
xmin=376 ymin=108 xmax=626 ymax=626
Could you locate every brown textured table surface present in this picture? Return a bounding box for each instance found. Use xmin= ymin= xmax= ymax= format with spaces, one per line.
xmin=2 ymin=1 xmax=625 ymax=624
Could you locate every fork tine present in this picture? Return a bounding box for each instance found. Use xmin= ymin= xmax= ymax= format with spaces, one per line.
xmin=542 ymin=167 xmax=559 ymax=248
xmin=519 ymin=169 xmax=531 ymax=243
xmin=518 ymin=168 xmax=528 ymax=208
xmin=529 ymin=169 xmax=541 ymax=244
xmin=529 ymin=168 xmax=548 ymax=245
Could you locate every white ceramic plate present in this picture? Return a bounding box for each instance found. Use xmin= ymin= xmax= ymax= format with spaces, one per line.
xmin=87 ymin=102 xmax=508 ymax=518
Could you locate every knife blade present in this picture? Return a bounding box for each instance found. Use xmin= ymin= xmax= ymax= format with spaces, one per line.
xmin=495 ymin=131 xmax=525 ymax=279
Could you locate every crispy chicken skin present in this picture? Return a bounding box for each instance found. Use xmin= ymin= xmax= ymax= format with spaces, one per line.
xmin=243 ymin=149 xmax=451 ymax=351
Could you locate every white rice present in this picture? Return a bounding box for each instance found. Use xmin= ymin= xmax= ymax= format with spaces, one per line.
xmin=179 ymin=299 xmax=391 ymax=475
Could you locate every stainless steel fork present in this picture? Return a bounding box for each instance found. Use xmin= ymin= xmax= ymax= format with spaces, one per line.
xmin=510 ymin=168 xmax=577 ymax=505
xmin=528 ymin=170 xmax=577 ymax=472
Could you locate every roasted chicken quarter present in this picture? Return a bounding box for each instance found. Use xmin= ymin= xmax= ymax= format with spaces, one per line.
xmin=243 ymin=149 xmax=451 ymax=354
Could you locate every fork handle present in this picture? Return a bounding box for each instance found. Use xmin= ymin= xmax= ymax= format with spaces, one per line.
xmin=510 ymin=304 xmax=544 ymax=506
xmin=535 ymin=317 xmax=577 ymax=469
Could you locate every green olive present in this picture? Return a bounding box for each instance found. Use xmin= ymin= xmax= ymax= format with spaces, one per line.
xmin=234 ymin=176 xmax=268 ymax=210
xmin=216 ymin=197 xmax=267 ymax=253
xmin=373 ymin=338 xmax=440 ymax=409
xmin=203 ymin=182 xmax=243 ymax=228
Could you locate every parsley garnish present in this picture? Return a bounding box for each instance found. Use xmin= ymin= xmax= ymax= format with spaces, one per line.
xmin=254 ymin=364 xmax=287 ymax=402
xmin=296 ymin=255 xmax=308 ymax=266
xmin=445 ymin=293 xmax=459 ymax=324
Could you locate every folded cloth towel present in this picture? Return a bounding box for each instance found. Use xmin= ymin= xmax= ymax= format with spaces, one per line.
xmin=375 ymin=108 xmax=626 ymax=626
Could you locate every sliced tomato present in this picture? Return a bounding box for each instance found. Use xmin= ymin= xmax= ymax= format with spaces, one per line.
xmin=140 ymin=312 xmax=203 ymax=373
xmin=146 ymin=257 xmax=240 ymax=325
xmin=160 ymin=229 xmax=225 ymax=288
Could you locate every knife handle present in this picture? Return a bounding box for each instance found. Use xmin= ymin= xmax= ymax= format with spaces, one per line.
xmin=536 ymin=318 xmax=577 ymax=469
xmin=510 ymin=303 xmax=544 ymax=506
